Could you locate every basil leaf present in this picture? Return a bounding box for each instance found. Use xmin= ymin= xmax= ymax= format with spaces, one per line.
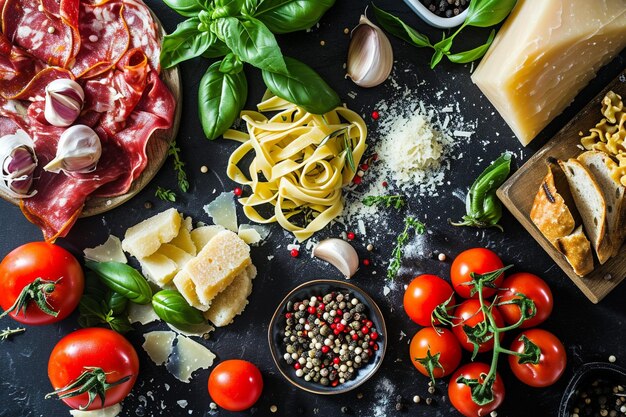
xmin=108 ymin=316 xmax=134 ymax=334
xmin=430 ymin=49 xmax=445 ymax=69
xmin=372 ymin=4 xmax=431 ymax=48
xmin=447 ymin=30 xmax=495 ymax=63
xmin=212 ymin=0 xmax=245 ymax=18
xmin=105 ymin=291 xmax=128 ymax=316
xmin=242 ymin=0 xmax=259 ymax=16
xmin=254 ymin=0 xmax=335 ymax=34
xmin=84 ymin=271 xmax=107 ymax=300
xmin=214 ymin=16 xmax=287 ymax=74
xmin=198 ymin=60 xmax=248 ymax=140
xmin=152 ymin=290 xmax=205 ymax=326
xmin=162 ymin=0 xmax=204 ymax=17
xmin=85 ymin=261 xmax=152 ymax=305
xmin=202 ymin=40 xmax=231 ymax=59
xmin=219 ymin=52 xmax=244 ymax=74
xmin=161 ymin=18 xmax=216 ymax=69
xmin=465 ymin=0 xmax=517 ymax=28
xmin=262 ymin=56 xmax=340 ymax=114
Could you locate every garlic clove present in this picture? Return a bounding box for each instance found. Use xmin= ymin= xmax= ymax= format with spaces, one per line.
xmin=313 ymin=238 xmax=360 ymax=279
xmin=346 ymin=14 xmax=394 ymax=88
xmin=44 ymin=125 xmax=102 ymax=174
xmin=44 ymin=79 xmax=85 ymax=127
xmin=0 ymin=130 xmax=38 ymax=198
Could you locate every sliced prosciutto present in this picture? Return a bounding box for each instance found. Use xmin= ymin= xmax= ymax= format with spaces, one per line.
xmin=0 ymin=0 xmax=175 ymax=241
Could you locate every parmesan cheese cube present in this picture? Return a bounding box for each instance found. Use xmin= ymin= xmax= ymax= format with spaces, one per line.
xmin=122 ymin=208 xmax=182 ymax=258
xmin=170 ymin=217 xmax=197 ymax=256
xmin=140 ymin=253 xmax=178 ymax=286
xmin=190 ymin=225 xmax=225 ymax=252
xmin=472 ymin=0 xmax=626 ymax=145
xmin=205 ymin=265 xmax=257 ymax=327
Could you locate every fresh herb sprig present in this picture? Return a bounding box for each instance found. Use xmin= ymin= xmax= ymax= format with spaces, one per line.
xmin=168 ymin=141 xmax=189 ymax=192
xmin=0 ymin=327 xmax=25 ymax=341
xmin=319 ymin=127 xmax=356 ymax=172
xmin=362 ymin=195 xmax=406 ymax=210
xmin=155 ymin=186 xmax=177 ymax=202
xmin=372 ymin=0 xmax=517 ymax=68
xmin=388 ymin=217 xmax=426 ymax=279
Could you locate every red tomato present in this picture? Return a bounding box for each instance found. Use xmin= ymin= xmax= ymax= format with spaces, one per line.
xmin=403 ymin=274 xmax=455 ymax=326
xmin=497 ymin=272 xmax=553 ymax=328
xmin=47 ymin=328 xmax=139 ymax=410
xmin=452 ymin=299 xmax=504 ymax=353
xmin=451 ymin=248 xmax=504 ymax=299
xmin=449 ymin=362 xmax=505 ymax=417
xmin=208 ymin=360 xmax=263 ymax=411
xmin=410 ymin=327 xmax=461 ymax=379
xmin=0 ymin=242 xmax=84 ymax=325
xmin=508 ymin=329 xmax=566 ymax=387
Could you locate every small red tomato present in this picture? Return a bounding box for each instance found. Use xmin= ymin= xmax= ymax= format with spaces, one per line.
xmin=449 ymin=362 xmax=505 ymax=417
xmin=452 ymin=299 xmax=504 ymax=353
xmin=497 ymin=272 xmax=553 ymax=328
xmin=0 ymin=242 xmax=84 ymax=325
xmin=403 ymin=274 xmax=455 ymax=326
xmin=451 ymin=248 xmax=504 ymax=299
xmin=508 ymin=329 xmax=566 ymax=387
xmin=208 ymin=360 xmax=263 ymax=411
xmin=410 ymin=327 xmax=461 ymax=379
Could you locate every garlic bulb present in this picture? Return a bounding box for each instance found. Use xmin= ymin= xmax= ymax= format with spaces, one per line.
xmin=44 ymin=125 xmax=102 ymax=174
xmin=44 ymin=79 xmax=85 ymax=127
xmin=346 ymin=14 xmax=394 ymax=88
xmin=313 ymin=238 xmax=359 ymax=279
xmin=0 ymin=130 xmax=38 ymax=198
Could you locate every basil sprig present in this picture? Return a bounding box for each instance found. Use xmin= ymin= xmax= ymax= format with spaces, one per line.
xmin=160 ymin=0 xmax=338 ymax=140
xmin=373 ymin=0 xmax=517 ymax=68
xmin=451 ymin=153 xmax=512 ymax=231
xmin=152 ymin=290 xmax=206 ymax=326
xmin=78 ymin=272 xmax=133 ymax=333
xmin=85 ymin=261 xmax=152 ymax=305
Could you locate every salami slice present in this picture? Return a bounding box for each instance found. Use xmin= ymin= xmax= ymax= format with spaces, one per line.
xmin=122 ymin=0 xmax=160 ymax=73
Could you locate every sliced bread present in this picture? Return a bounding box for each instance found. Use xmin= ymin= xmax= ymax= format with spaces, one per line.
xmin=559 ymin=158 xmax=612 ymax=264
xmin=578 ymin=151 xmax=626 ymax=257
xmin=555 ymin=226 xmax=594 ymax=277
xmin=204 ymin=265 xmax=257 ymax=327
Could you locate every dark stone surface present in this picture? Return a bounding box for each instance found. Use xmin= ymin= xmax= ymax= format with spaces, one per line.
xmin=0 ymin=1 xmax=625 ymax=416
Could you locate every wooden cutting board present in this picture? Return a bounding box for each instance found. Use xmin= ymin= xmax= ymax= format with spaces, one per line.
xmin=497 ymin=70 xmax=626 ymax=304
xmin=0 ymin=10 xmax=181 ymax=218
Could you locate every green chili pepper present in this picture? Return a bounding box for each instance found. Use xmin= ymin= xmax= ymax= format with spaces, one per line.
xmin=85 ymin=261 xmax=152 ymax=305
xmin=152 ymin=290 xmax=205 ymax=326
xmin=451 ymin=153 xmax=512 ymax=231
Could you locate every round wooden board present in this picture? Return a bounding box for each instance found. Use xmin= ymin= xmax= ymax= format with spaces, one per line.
xmin=0 ymin=9 xmax=182 ymax=218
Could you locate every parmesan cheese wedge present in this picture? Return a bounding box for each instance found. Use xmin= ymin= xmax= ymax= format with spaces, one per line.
xmin=173 ymin=270 xmax=206 ymax=311
xmin=205 ymin=265 xmax=257 ymax=327
xmin=471 ymin=0 xmax=626 ymax=145
xmin=69 ymin=404 xmax=121 ymax=417
xmin=169 ymin=217 xmax=197 ymax=256
xmin=190 ymin=225 xmax=225 ymax=252
xmin=204 ymin=191 xmax=238 ymax=232
xmin=165 ymin=335 xmax=216 ymax=383
xmin=83 ymin=235 xmax=127 ymax=263
xmin=122 ymin=208 xmax=182 ymax=258
xmin=157 ymin=244 xmax=193 ymax=269
xmin=142 ymin=331 xmax=177 ymax=366
xmin=140 ymin=253 xmax=178 ymax=286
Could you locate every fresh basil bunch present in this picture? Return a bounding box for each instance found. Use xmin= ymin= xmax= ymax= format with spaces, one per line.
xmin=161 ymin=0 xmax=340 ymax=140
xmin=372 ymin=0 xmax=517 ymax=69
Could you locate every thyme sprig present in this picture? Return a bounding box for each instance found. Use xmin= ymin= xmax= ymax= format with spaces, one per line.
xmin=387 ymin=217 xmax=426 ymax=279
xmin=155 ymin=186 xmax=176 ymax=202
xmin=168 ymin=141 xmax=189 ymax=193
xmin=362 ymin=195 xmax=406 ymax=210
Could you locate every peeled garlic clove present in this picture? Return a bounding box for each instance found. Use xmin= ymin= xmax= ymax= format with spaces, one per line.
xmin=44 ymin=79 xmax=85 ymax=127
xmin=44 ymin=125 xmax=102 ymax=174
xmin=346 ymin=14 xmax=394 ymax=88
xmin=313 ymin=238 xmax=359 ymax=279
xmin=0 ymin=130 xmax=38 ymax=198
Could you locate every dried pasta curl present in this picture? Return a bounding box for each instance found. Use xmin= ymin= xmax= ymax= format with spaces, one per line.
xmin=224 ymin=95 xmax=367 ymax=241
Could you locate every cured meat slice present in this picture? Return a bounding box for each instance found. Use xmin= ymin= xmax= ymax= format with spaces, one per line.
xmin=123 ymin=0 xmax=161 ymax=73
xmin=70 ymin=0 xmax=130 ymax=79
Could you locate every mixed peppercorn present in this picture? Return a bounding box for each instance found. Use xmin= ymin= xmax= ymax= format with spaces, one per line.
xmin=281 ymin=291 xmax=380 ymax=387
xmin=571 ymin=379 xmax=626 ymax=417
xmin=420 ymin=0 xmax=469 ymax=18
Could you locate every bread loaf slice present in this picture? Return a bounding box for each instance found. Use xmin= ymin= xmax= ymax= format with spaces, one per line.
xmin=555 ymin=226 xmax=594 ymax=276
xmin=578 ymin=151 xmax=626 ymax=257
xmin=559 ymin=158 xmax=612 ymax=264
xmin=186 ymin=230 xmax=251 ymax=306
xmin=204 ymin=265 xmax=257 ymax=327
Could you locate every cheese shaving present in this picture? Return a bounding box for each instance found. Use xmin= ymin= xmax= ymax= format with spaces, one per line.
xmin=83 ymin=235 xmax=126 ymax=263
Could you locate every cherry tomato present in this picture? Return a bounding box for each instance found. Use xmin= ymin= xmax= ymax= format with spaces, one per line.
xmin=449 ymin=362 xmax=505 ymax=417
xmin=451 ymin=248 xmax=504 ymax=299
xmin=497 ymin=272 xmax=553 ymax=328
xmin=0 ymin=242 xmax=84 ymax=325
xmin=208 ymin=360 xmax=263 ymax=411
xmin=403 ymin=274 xmax=455 ymax=326
xmin=410 ymin=327 xmax=461 ymax=379
xmin=48 ymin=328 xmax=139 ymax=410
xmin=452 ymin=299 xmax=504 ymax=353
xmin=508 ymin=329 xmax=566 ymax=387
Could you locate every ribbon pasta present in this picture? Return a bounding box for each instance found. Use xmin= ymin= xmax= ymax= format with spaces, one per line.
xmin=581 ymin=91 xmax=626 ymax=186
xmin=224 ymin=95 xmax=367 ymax=242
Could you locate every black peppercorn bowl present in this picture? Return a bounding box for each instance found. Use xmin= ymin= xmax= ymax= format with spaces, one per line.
xmin=268 ymin=279 xmax=387 ymax=395
xmin=558 ymin=362 xmax=626 ymax=417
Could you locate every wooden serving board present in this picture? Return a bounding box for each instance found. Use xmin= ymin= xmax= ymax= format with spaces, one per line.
xmin=497 ymin=70 xmax=626 ymax=304
xmin=0 ymin=10 xmax=182 ymax=218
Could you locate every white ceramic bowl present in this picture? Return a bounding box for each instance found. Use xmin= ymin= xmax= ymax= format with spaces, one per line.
xmin=402 ymin=0 xmax=468 ymax=29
